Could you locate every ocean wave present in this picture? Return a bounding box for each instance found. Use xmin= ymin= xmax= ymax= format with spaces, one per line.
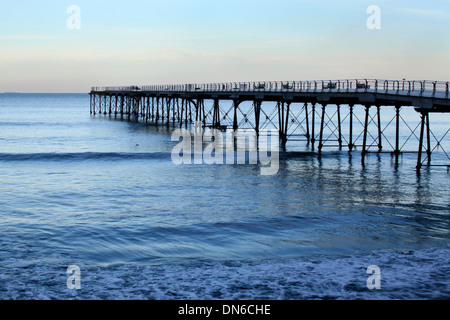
xmin=1 ymin=247 xmax=449 ymax=300
xmin=0 ymin=151 xmax=324 ymax=162
xmin=0 ymin=152 xmax=173 ymax=162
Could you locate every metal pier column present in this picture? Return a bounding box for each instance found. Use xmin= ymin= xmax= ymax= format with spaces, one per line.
xmin=377 ymin=105 xmax=382 ymax=151
xmin=394 ymin=105 xmax=401 ymax=164
xmin=318 ymin=104 xmax=327 ymax=152
xmin=361 ymin=105 xmax=371 ymax=165
xmin=254 ymin=100 xmax=262 ymax=136
xmin=348 ymin=104 xmax=354 ymax=151
xmin=311 ymin=103 xmax=316 ymax=148
xmin=304 ymin=103 xmax=310 ymax=143
xmin=337 ymin=104 xmax=342 ymax=150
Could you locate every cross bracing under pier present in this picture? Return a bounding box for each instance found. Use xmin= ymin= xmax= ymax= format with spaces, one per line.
xmin=90 ymin=79 xmax=450 ymax=171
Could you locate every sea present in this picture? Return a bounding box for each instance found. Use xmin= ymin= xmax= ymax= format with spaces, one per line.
xmin=0 ymin=93 xmax=448 ymax=300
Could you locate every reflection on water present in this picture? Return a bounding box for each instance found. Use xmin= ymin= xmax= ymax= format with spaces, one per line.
xmin=0 ymin=94 xmax=448 ymax=299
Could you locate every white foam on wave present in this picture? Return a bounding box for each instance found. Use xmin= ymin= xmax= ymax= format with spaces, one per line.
xmin=1 ymin=247 xmax=449 ymax=300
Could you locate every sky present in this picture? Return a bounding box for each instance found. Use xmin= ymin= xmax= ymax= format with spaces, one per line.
xmin=0 ymin=0 xmax=449 ymax=93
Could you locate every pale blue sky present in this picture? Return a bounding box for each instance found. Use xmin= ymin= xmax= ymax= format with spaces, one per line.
xmin=0 ymin=0 xmax=449 ymax=92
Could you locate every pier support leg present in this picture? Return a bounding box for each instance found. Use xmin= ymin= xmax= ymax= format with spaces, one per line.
xmin=233 ymin=100 xmax=239 ymax=131
xmin=212 ymin=99 xmax=220 ymax=128
xmin=425 ymin=112 xmax=432 ymax=162
xmin=318 ymin=104 xmax=326 ymax=152
xmin=180 ymin=99 xmax=184 ymax=128
xmin=189 ymin=100 xmax=193 ymax=123
xmin=361 ymin=105 xmax=371 ymax=165
xmin=178 ymin=98 xmax=181 ymax=123
xmin=277 ymin=102 xmax=281 ymax=141
xmin=156 ymin=97 xmax=160 ymax=123
xmin=193 ymin=100 xmax=200 ymax=124
xmin=98 ymin=96 xmax=102 ymax=114
xmin=202 ymin=100 xmax=206 ymax=126
xmin=304 ymin=103 xmax=310 ymax=143
xmin=146 ymin=96 xmax=150 ymax=122
xmin=166 ymin=98 xmax=171 ymax=125
xmin=120 ymin=95 xmax=124 ymax=117
xmin=277 ymin=101 xmax=290 ymax=149
xmin=284 ymin=102 xmax=290 ymax=148
xmin=92 ymin=94 xmax=96 ymax=115
xmin=173 ymin=98 xmax=177 ymax=123
xmin=195 ymin=100 xmax=201 ymax=124
xmin=254 ymin=100 xmax=262 ymax=136
xmin=151 ymin=97 xmax=154 ymax=121
xmin=417 ymin=112 xmax=425 ymax=171
xmin=114 ymin=95 xmax=118 ymax=117
xmin=311 ymin=103 xmax=316 ymax=148
xmin=337 ymin=104 xmax=342 ymax=150
xmin=127 ymin=96 xmax=131 ymax=119
xmin=348 ymin=104 xmax=354 ymax=151
xmin=394 ymin=105 xmax=401 ymax=164
xmin=161 ymin=98 xmax=165 ymax=122
xmin=135 ymin=96 xmax=139 ymax=119
xmin=377 ymin=105 xmax=382 ymax=151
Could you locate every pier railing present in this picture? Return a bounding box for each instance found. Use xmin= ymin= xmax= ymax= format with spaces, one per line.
xmin=91 ymin=79 xmax=450 ymax=99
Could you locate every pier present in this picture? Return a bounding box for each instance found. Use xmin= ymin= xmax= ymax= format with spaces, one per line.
xmin=90 ymin=79 xmax=450 ymax=170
